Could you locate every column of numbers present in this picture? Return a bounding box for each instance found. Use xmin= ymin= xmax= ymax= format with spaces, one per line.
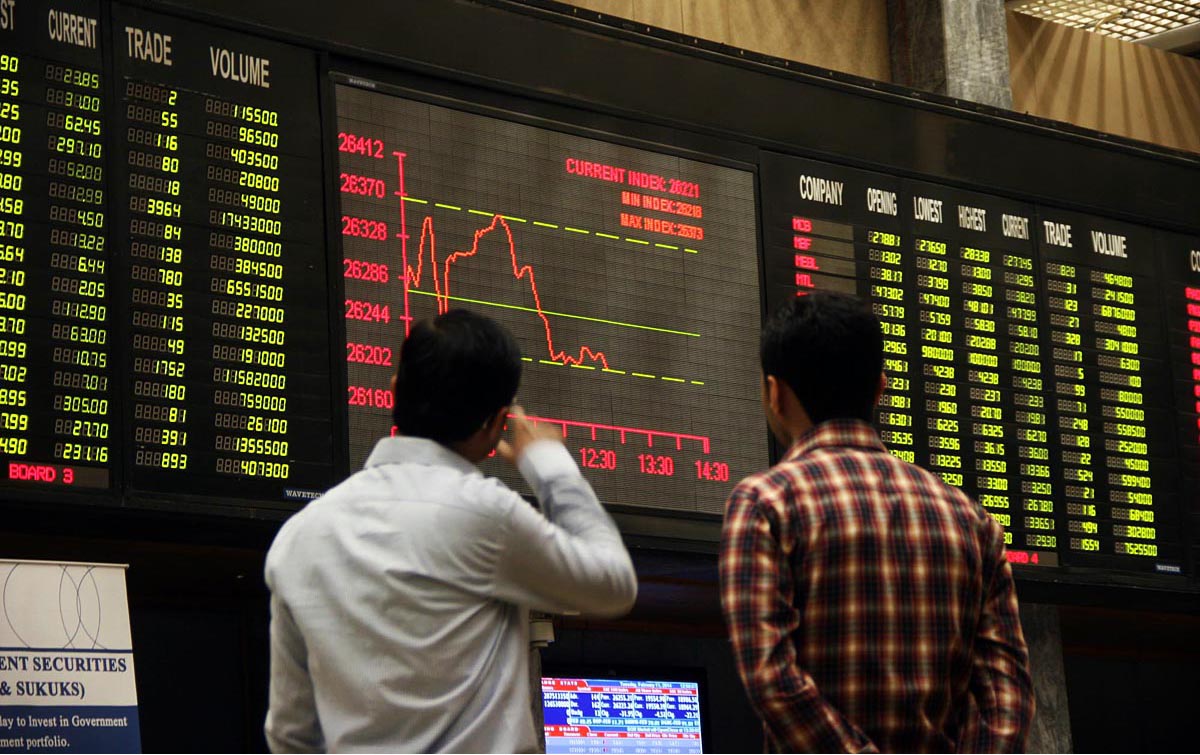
xmin=914 ymin=237 xmax=963 ymax=483
xmin=47 ymin=61 xmax=109 ymax=469
xmin=1045 ymin=262 xmax=1098 ymax=552
xmin=125 ymin=79 xmax=188 ymax=473
xmin=1003 ymin=251 xmax=1056 ymax=554
xmin=1090 ymin=270 xmax=1157 ymax=558
xmin=960 ymin=246 xmax=1009 ymax=534
xmin=868 ymin=230 xmax=914 ymax=461
xmin=0 ymin=52 xmax=26 ymax=461
xmin=206 ymin=97 xmax=291 ymax=481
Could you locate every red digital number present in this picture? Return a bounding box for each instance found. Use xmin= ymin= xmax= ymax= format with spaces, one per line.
xmin=579 ymin=447 xmax=617 ymax=471
xmin=638 ymin=453 xmax=674 ymax=477
xmin=341 ymin=216 xmax=388 ymax=241
xmin=347 ymin=385 xmax=394 ymax=408
xmin=344 ymin=299 xmax=390 ymax=323
xmin=694 ymin=460 xmax=730 ymax=482
xmin=666 ymin=178 xmax=700 ymax=199
xmin=336 ymin=132 xmax=384 ymax=158
xmin=346 ymin=342 xmax=393 ymax=366
xmin=343 ymin=258 xmax=390 ymax=283
xmin=339 ymin=172 xmax=386 ymax=198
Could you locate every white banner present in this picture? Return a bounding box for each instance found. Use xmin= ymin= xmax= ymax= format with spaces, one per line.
xmin=0 ymin=560 xmax=140 ymax=753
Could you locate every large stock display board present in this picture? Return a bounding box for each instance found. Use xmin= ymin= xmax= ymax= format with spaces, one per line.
xmin=334 ymin=81 xmax=766 ymax=514
xmin=0 ymin=1 xmax=333 ymax=506
xmin=0 ymin=0 xmax=116 ymax=492
xmin=0 ymin=0 xmax=1195 ymax=587
xmin=761 ymin=152 xmax=1191 ymax=577
xmin=112 ymin=5 xmax=332 ymax=504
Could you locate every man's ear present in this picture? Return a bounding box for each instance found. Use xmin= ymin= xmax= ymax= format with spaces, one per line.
xmin=486 ymin=405 xmax=510 ymax=435
xmin=764 ymin=374 xmax=782 ymax=416
xmin=390 ymin=373 xmax=398 ymax=394
xmin=875 ymin=372 xmax=887 ymax=406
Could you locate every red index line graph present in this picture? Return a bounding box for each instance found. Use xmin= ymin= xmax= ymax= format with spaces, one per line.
xmin=518 ymin=413 xmax=712 ymax=454
xmin=392 ymin=150 xmax=689 ymax=373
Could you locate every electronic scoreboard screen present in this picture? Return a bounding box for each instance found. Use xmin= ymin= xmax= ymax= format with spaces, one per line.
xmin=0 ymin=0 xmax=116 ymax=494
xmin=111 ymin=5 xmax=333 ymax=505
xmin=761 ymin=151 xmax=1190 ymax=577
xmin=0 ymin=0 xmax=1195 ymax=588
xmin=542 ymin=675 xmax=704 ymax=755
xmin=0 ymin=0 xmax=334 ymax=508
xmin=333 ymin=78 xmax=766 ymax=514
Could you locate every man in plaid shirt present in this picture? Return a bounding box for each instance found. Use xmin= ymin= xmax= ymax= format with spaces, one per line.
xmin=720 ymin=293 xmax=1034 ymax=753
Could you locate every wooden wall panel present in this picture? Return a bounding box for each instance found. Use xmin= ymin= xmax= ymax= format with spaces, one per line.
xmin=560 ymin=0 xmax=891 ymax=82
xmin=1008 ymin=10 xmax=1200 ymax=155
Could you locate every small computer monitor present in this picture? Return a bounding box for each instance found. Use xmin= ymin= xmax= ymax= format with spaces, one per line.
xmin=541 ymin=666 xmax=706 ymax=754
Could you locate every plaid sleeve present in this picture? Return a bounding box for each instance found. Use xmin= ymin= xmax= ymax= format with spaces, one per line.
xmin=719 ymin=483 xmax=876 ymax=754
xmin=961 ymin=520 xmax=1036 ymax=753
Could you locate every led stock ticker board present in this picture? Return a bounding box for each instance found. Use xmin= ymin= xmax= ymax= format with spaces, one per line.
xmin=0 ymin=0 xmax=335 ymax=505
xmin=762 ymin=152 xmax=1190 ymax=577
xmin=0 ymin=0 xmax=1196 ymax=584
xmin=0 ymin=0 xmax=115 ymax=491
xmin=112 ymin=6 xmax=332 ymax=504
xmin=334 ymin=80 xmax=766 ymax=514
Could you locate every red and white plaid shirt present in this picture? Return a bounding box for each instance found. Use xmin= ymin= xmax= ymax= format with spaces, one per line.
xmin=720 ymin=419 xmax=1034 ymax=753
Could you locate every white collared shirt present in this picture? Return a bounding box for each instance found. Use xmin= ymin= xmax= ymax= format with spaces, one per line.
xmin=264 ymin=437 xmax=637 ymax=753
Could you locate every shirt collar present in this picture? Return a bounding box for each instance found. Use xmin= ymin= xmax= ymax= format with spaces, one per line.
xmin=364 ymin=435 xmax=479 ymax=476
xmin=782 ymin=418 xmax=887 ymax=462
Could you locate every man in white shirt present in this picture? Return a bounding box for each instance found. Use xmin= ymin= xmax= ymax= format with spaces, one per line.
xmin=264 ymin=309 xmax=638 ymax=753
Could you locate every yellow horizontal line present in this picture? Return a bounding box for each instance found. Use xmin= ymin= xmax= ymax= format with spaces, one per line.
xmin=533 ymin=221 xmax=559 ymax=229
xmin=596 ymin=232 xmax=620 ymax=240
xmin=632 ymin=372 xmax=656 ymax=379
xmin=602 ymin=368 xmax=626 ymax=375
xmin=435 ymin=203 xmax=462 ymax=211
xmin=570 ymin=364 xmax=596 ymax=370
xmin=402 ymin=196 xmax=428 ymax=204
xmin=501 ymin=215 xmax=527 ymax=223
xmin=539 ymin=359 xmax=564 ymax=367
xmin=661 ymin=376 xmax=685 ymax=383
xmin=625 ymin=238 xmax=650 ymax=245
xmin=690 ymin=380 xmax=705 ymax=385
xmin=521 ymin=357 xmax=533 ymax=362
xmin=565 ymin=227 xmax=589 ymax=234
xmin=468 ymin=208 xmax=494 ymax=217
xmin=684 ymin=248 xmax=699 ymax=254
xmin=655 ymin=243 xmax=679 ymax=250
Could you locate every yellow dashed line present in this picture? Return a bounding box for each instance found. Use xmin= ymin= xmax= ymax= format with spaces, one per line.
xmin=501 ymin=215 xmax=527 ymax=223
xmin=435 ymin=203 xmax=461 ymax=211
xmin=655 ymin=243 xmax=679 ymax=250
xmin=596 ymin=232 xmax=620 ymax=240
xmin=533 ymin=221 xmax=559 ymax=229
xmin=468 ymin=208 xmax=494 ymax=217
xmin=401 ymin=196 xmax=428 ymax=204
xmin=526 ymin=361 xmax=703 ymax=386
xmin=565 ymin=227 xmax=589 ymax=234
xmin=684 ymin=248 xmax=699 ymax=254
xmin=625 ymin=238 xmax=650 ymax=245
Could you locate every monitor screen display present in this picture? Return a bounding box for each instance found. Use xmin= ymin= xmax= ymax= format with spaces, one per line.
xmin=542 ymin=675 xmax=703 ymax=754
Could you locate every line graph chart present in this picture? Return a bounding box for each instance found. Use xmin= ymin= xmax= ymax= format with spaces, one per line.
xmin=335 ymin=81 xmax=765 ymax=513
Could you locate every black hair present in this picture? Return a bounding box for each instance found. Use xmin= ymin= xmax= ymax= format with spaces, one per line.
xmin=760 ymin=292 xmax=883 ymax=424
xmin=393 ymin=309 xmax=522 ymax=445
